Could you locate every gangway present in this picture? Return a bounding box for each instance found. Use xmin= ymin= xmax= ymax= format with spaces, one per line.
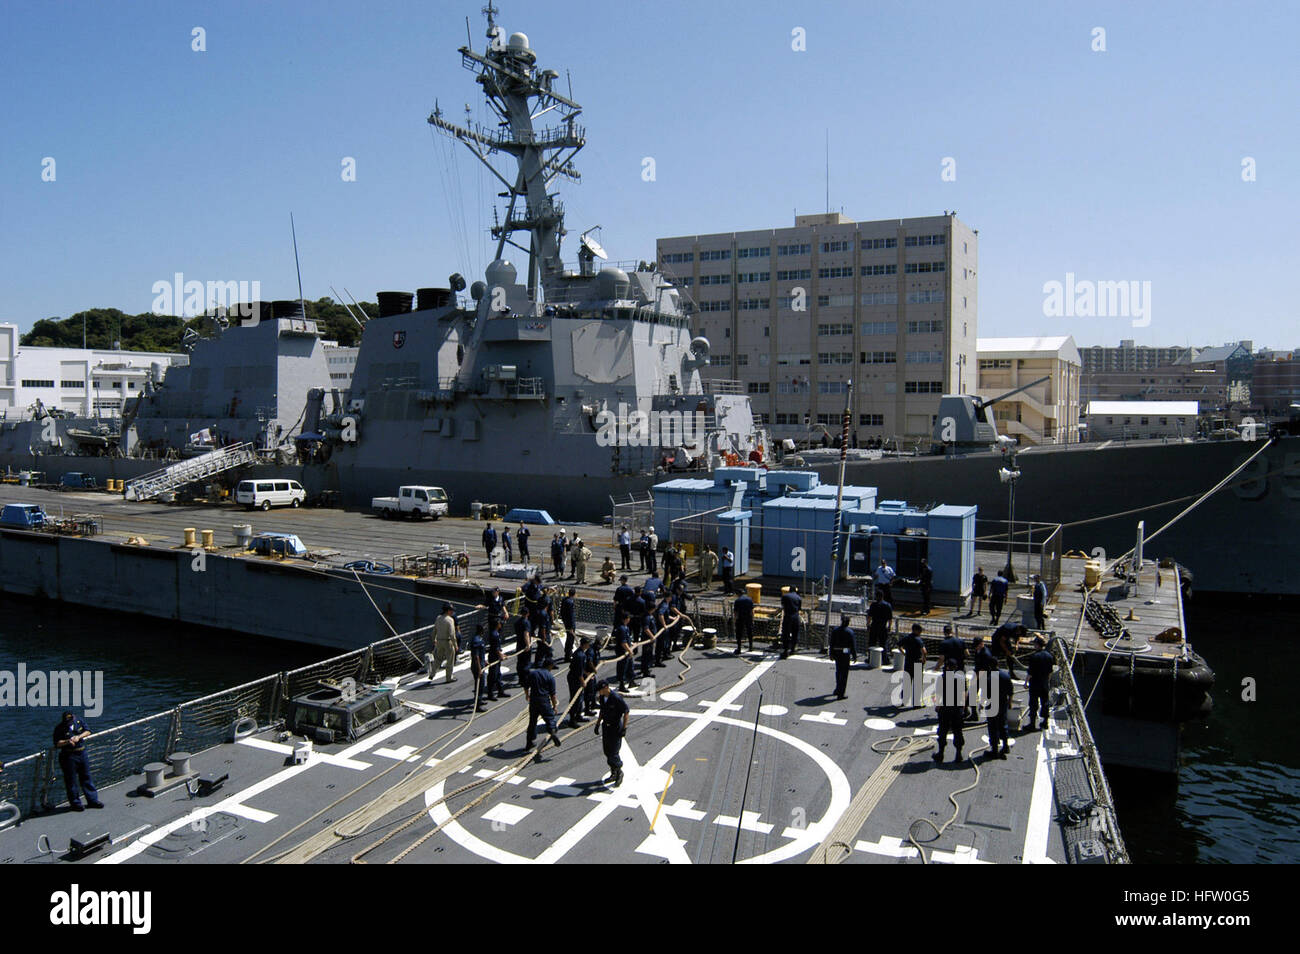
xmin=123 ymin=442 xmax=258 ymax=501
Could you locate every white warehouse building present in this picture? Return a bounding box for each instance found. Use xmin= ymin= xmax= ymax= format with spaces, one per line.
xmin=0 ymin=322 xmax=188 ymax=420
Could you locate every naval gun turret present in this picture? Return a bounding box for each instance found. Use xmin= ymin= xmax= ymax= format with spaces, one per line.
xmin=933 ymin=375 xmax=1051 ymax=452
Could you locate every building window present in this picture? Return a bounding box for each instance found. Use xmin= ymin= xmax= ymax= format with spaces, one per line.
xmin=699 ymin=274 xmax=730 ymax=285
xmin=737 ymin=272 xmax=770 ymax=283
xmin=819 ymin=380 xmax=848 ymax=394
xmin=904 ymin=261 xmax=945 ymax=274
xmin=821 ymin=240 xmax=852 ymax=253
xmin=738 ymin=298 xmax=770 ymax=310
xmin=776 ymin=268 xmax=812 ymax=281
xmin=907 ymin=319 xmax=944 ymax=334
xmin=700 ymin=249 xmax=731 ymax=261
xmin=663 ymin=252 xmax=694 ymax=264
xmin=737 ymin=247 xmax=769 ymax=259
xmin=861 ymin=321 xmax=897 ymax=336
xmin=904 ymin=234 xmax=946 ymax=247
xmin=747 ymin=381 xmax=769 ymax=394
xmin=861 ymin=292 xmax=898 ymax=306
xmin=817 ymin=323 xmax=853 ymax=336
xmin=859 ymin=351 xmax=897 ymax=364
xmin=60 ymin=380 xmax=85 ymax=389
xmin=905 ymin=381 xmax=943 ymax=394
xmin=860 ymin=237 xmax=897 ymax=250
xmin=818 ymin=266 xmax=853 ymax=279
xmin=698 ymin=300 xmax=730 ymax=312
xmin=777 ymin=243 xmax=811 ymax=256
xmin=816 ymin=295 xmax=854 ymax=308
xmin=818 ymin=352 xmax=853 ymax=365
xmin=906 ymin=350 xmax=943 ymax=364
xmin=859 ymin=414 xmax=885 ymax=426
xmin=22 ymin=379 xmax=56 ymax=388
xmin=861 ymin=264 xmax=897 ymax=276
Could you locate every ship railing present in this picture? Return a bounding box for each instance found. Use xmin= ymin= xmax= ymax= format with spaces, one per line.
xmin=703 ymin=379 xmax=744 ymax=395
xmin=0 ymin=604 xmax=487 ymax=820
xmin=506 ymin=377 xmax=545 ymax=400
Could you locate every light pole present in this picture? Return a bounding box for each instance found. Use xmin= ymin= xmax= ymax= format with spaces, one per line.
xmin=999 ymin=450 xmax=1020 ymax=583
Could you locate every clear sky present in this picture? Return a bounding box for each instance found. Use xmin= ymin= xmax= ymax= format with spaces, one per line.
xmin=2 ymin=0 xmax=1297 ymax=349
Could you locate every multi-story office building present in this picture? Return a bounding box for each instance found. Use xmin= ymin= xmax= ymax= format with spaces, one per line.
xmin=657 ymin=212 xmax=977 ymax=443
xmin=1253 ymin=353 xmax=1300 ymax=416
xmin=976 ymin=335 xmax=1081 ymax=445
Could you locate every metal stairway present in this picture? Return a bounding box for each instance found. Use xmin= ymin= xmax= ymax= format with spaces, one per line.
xmin=123 ymin=442 xmax=258 ymax=501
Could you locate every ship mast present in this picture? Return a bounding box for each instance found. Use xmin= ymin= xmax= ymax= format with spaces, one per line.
xmin=429 ymin=4 xmax=585 ymax=301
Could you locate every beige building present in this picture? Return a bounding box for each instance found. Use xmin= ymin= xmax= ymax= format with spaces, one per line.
xmin=976 ymin=335 xmax=1082 ymax=445
xmin=656 ymin=212 xmax=978 ymax=444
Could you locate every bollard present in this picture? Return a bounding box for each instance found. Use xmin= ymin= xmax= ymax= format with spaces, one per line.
xmin=143 ymin=762 xmax=168 ymax=789
xmin=183 ymin=527 xmax=197 ymax=547
xmin=168 ymin=752 xmax=193 ymax=778
xmin=891 ymin=648 xmax=905 ymax=671
xmin=868 ymin=646 xmax=883 ymax=669
xmin=200 ymin=529 xmax=214 ymax=549
xmin=701 ymin=627 xmax=717 ymax=650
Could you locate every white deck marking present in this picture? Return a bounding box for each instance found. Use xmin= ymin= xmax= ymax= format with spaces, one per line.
xmin=713 ymin=810 xmax=774 ymax=835
xmin=528 ymin=776 xmax=582 ymax=797
xmin=222 ymin=803 xmax=277 ymax=824
xmin=375 ymin=745 xmax=421 ymax=762
xmin=802 ymin=711 xmax=848 ymax=726
xmin=659 ymin=691 xmax=688 ymax=702
xmin=474 ymin=768 xmax=524 ymax=784
xmin=1022 ymin=719 xmax=1055 ymax=864
xmin=854 ymin=835 xmax=919 ymax=859
xmin=236 ymin=737 xmax=371 ymax=770
xmin=759 ymin=704 xmax=788 ymax=717
xmin=932 ymin=844 xmax=988 ymax=864
xmin=865 ymin=718 xmax=896 ymax=730
xmin=482 ymin=803 xmax=531 ymax=827
xmin=699 ymin=700 xmax=744 ymax=712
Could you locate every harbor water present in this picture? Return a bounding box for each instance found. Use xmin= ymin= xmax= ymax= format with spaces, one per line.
xmin=0 ymin=592 xmax=1295 ymax=863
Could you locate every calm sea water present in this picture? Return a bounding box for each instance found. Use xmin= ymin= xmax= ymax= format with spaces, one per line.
xmin=1 ymin=593 xmax=1295 ymax=862
xmin=0 ymin=594 xmax=328 ymax=764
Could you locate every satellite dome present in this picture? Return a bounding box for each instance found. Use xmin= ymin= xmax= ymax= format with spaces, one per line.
xmin=594 ymin=266 xmax=630 ymax=300
xmin=508 ymin=32 xmax=530 ymax=51
xmin=484 ymin=259 xmax=517 ymax=289
xmin=470 ymin=280 xmax=487 ymax=301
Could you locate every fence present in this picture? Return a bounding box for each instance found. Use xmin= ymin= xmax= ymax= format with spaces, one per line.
xmin=0 ymin=608 xmax=483 ymax=820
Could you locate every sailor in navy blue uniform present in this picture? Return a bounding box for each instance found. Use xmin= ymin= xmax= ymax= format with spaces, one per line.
xmin=1025 ymin=636 xmax=1054 ymax=731
xmin=1031 ymin=574 xmax=1048 ymax=631
xmin=971 ymin=634 xmax=996 ymax=718
xmin=53 ymin=711 xmax=102 ymax=810
xmin=780 ymin=587 xmax=802 ymax=658
xmin=653 ymin=595 xmax=676 ymax=666
xmin=595 ymin=680 xmax=630 ymax=787
xmin=483 ymin=587 xmax=505 ymax=633
xmin=866 ymin=595 xmax=893 ymax=656
xmin=468 ymin=625 xmax=489 ymax=711
xmin=514 ymin=611 xmax=533 ymax=689
xmin=523 ymin=657 xmax=562 ymax=756
xmin=629 ymin=589 xmax=654 ymax=679
xmin=517 ymin=523 xmax=531 ymax=562
xmin=564 ymin=636 xmax=592 ymax=726
xmin=614 ymin=614 xmax=637 ymax=690
xmin=582 ymin=637 xmax=601 ymax=713
xmin=501 ymin=527 xmax=513 ymax=562
xmin=992 ymin=621 xmax=1025 ymax=677
xmin=613 ymin=576 xmax=634 ymax=627
xmin=932 ymin=659 xmax=967 ymax=764
xmin=938 ymin=624 xmax=966 ymax=670
xmin=828 ymin=615 xmax=857 ymax=699
xmin=550 ymin=534 xmax=565 ymax=577
xmin=732 ymin=590 xmax=755 ymax=655
xmin=481 ymin=523 xmax=497 ymax=565
xmin=486 ymin=620 xmax=509 ymax=700
xmin=561 ymin=588 xmax=578 ymax=662
xmin=899 ymin=624 xmax=927 ymax=707
xmin=988 ymin=570 xmax=1010 ymax=624
xmin=985 ymin=668 xmax=1014 ymax=759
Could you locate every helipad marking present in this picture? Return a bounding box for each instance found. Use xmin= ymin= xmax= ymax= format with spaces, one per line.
xmin=802 ymin=711 xmax=848 ymax=726
xmin=1022 ymin=728 xmax=1055 ymax=864
xmin=475 ymin=768 xmax=524 ymax=784
xmin=700 ymin=700 xmax=743 ymax=712
xmin=483 ymin=803 xmax=532 ymax=827
xmin=759 ymin=704 xmax=789 ymax=717
xmin=713 ymin=810 xmax=774 ymax=835
xmin=635 ymin=831 xmax=689 ymax=860
xmin=426 ymin=660 xmax=854 ymax=865
xmin=865 ymin=718 xmax=896 ymax=731
xmin=659 ymin=691 xmax=688 ymax=702
xmin=854 ymin=835 xmax=919 ymax=859
xmin=528 ymin=776 xmax=582 ymax=797
xmin=375 ymin=745 xmax=422 ymax=762
xmin=932 ymin=844 xmax=989 ymax=864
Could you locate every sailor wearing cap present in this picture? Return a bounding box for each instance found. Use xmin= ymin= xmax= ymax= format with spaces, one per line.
xmin=828 ymin=614 xmax=857 ymax=700
xmin=523 ymin=656 xmax=563 ymax=756
xmin=1031 ymin=574 xmax=1049 ymax=631
xmin=595 ymin=680 xmax=629 ymax=787
xmin=564 ymin=636 xmax=592 ymax=727
xmin=53 ymin=711 xmax=103 ymax=811
xmin=468 ymin=625 xmax=489 ymax=711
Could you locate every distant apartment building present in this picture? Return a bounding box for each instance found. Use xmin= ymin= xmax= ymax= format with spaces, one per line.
xmin=976 ymin=335 xmax=1081 ymax=445
xmin=1083 ymin=400 xmax=1199 ymax=441
xmin=657 ymin=212 xmax=977 ymax=443
xmin=323 ymin=344 xmax=359 ymax=390
xmin=1079 ymin=339 xmax=1196 ymax=374
xmin=1253 ymin=352 xmax=1300 ymax=416
xmin=1079 ymin=340 xmax=1253 ymax=416
xmin=0 ymin=322 xmax=186 ymax=419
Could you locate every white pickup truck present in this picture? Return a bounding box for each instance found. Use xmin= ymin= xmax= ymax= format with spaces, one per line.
xmin=371 ymin=485 xmax=450 ymax=520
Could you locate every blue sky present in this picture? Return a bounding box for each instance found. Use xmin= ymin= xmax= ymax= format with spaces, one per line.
xmin=1 ymin=0 xmax=1297 ymax=349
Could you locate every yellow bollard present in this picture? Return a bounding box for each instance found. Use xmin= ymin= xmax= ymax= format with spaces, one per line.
xmin=183 ymin=527 xmax=196 ymax=547
xmin=746 ymin=582 xmax=762 ymax=606
xmin=200 ymin=529 xmax=214 ymax=549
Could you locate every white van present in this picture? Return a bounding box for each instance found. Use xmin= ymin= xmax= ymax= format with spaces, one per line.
xmin=236 ymin=479 xmax=306 ymax=511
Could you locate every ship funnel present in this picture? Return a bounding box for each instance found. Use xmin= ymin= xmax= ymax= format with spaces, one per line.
xmin=377 ymin=291 xmax=414 ymax=317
